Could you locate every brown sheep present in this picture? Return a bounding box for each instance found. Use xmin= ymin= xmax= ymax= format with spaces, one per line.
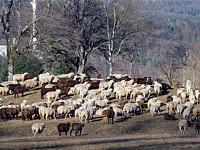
xmin=57 ymin=122 xmax=71 ymax=136
xmin=14 ymin=85 xmax=26 ymax=98
xmin=70 ymin=123 xmax=84 ymax=136
xmin=21 ymin=108 xmax=34 ymax=121
xmin=194 ymin=119 xmax=200 ymax=134
xmin=106 ymin=107 xmax=115 ymax=124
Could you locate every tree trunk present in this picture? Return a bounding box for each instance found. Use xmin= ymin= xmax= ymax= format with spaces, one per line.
xmin=182 ymin=65 xmax=186 ymax=87
xmin=8 ymin=57 xmax=14 ymax=81
xmin=129 ymin=62 xmax=133 ymax=77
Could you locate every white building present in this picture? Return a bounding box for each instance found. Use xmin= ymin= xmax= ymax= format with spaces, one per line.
xmin=0 ymin=45 xmax=7 ymax=58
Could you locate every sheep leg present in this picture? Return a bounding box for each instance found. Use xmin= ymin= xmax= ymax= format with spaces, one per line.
xmin=59 ymin=132 xmax=61 ymax=136
xmin=108 ymin=118 xmax=110 ymax=124
xmin=79 ymin=129 xmax=82 ymax=135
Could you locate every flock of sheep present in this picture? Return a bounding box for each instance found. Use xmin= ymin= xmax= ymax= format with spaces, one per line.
xmin=0 ymin=72 xmax=200 ymax=137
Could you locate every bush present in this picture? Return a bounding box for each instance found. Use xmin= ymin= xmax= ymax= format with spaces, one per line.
xmin=51 ymin=61 xmax=71 ymax=75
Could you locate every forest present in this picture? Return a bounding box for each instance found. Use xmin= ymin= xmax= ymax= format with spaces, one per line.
xmin=0 ymin=0 xmax=200 ymax=86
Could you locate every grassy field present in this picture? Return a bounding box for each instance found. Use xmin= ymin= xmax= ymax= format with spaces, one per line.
xmin=0 ymin=86 xmax=200 ymax=149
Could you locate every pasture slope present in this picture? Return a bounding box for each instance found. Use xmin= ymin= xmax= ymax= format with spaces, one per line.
xmin=0 ymin=86 xmax=200 ymax=150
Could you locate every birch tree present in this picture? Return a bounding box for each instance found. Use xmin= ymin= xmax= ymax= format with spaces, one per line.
xmin=0 ymin=0 xmax=51 ymax=80
xmin=100 ymin=0 xmax=150 ymax=76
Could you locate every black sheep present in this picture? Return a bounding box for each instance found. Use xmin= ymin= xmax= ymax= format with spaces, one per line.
xmin=70 ymin=123 xmax=84 ymax=136
xmin=57 ymin=122 xmax=71 ymax=136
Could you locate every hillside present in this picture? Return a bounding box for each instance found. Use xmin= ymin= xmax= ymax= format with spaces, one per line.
xmin=0 ymin=86 xmax=200 ymax=149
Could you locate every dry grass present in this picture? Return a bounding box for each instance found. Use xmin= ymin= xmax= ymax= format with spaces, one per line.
xmin=1 ymin=86 xmax=200 ymax=149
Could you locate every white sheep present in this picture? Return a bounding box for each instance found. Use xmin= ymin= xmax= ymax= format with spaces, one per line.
xmin=20 ymin=100 xmax=28 ymax=109
xmin=150 ymin=104 xmax=160 ymax=117
xmin=176 ymin=104 xmax=186 ymax=115
xmin=123 ymin=103 xmax=138 ymax=116
xmin=179 ymin=91 xmax=187 ymax=104
xmin=40 ymin=107 xmax=56 ymax=120
xmin=23 ymin=78 xmax=38 ymax=90
xmin=177 ymin=88 xmax=184 ymax=96
xmin=57 ymin=105 xmax=74 ymax=118
xmin=140 ymin=85 xmax=152 ymax=98
xmin=166 ymin=101 xmax=177 ymax=114
xmin=195 ymin=90 xmax=200 ymax=104
xmin=13 ymin=72 xmax=28 ymax=82
xmin=0 ymin=87 xmax=9 ymax=95
xmin=147 ymin=98 xmax=157 ymax=110
xmin=113 ymin=107 xmax=125 ymax=117
xmin=46 ymin=89 xmax=61 ymax=104
xmin=32 ymin=123 xmax=45 ymax=137
xmin=80 ymin=109 xmax=90 ymax=123
xmin=38 ymin=72 xmax=53 ymax=87
xmin=99 ymin=80 xmax=114 ymax=90
xmin=178 ymin=120 xmax=188 ymax=135
xmin=154 ymin=81 xmax=162 ymax=96
xmin=113 ymin=80 xmax=126 ymax=88
xmin=45 ymin=84 xmax=56 ymax=89
xmin=172 ymin=95 xmax=182 ymax=104
xmin=186 ymin=80 xmax=191 ymax=96
xmin=182 ymin=107 xmax=192 ymax=120
xmin=189 ymin=90 xmax=195 ymax=102
xmin=95 ymin=99 xmax=109 ymax=108
xmin=75 ymin=107 xmax=84 ymax=121
xmin=101 ymin=88 xmax=113 ymax=100
xmin=0 ymin=81 xmax=18 ymax=87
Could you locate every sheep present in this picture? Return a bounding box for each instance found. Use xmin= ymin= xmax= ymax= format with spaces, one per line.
xmin=0 ymin=87 xmax=9 ymax=95
xmin=87 ymin=106 xmax=97 ymax=119
xmin=101 ymin=89 xmax=113 ymax=100
xmin=107 ymin=106 xmax=115 ymax=124
xmin=46 ymin=89 xmax=61 ymax=104
xmin=194 ymin=119 xmax=200 ymax=134
xmin=99 ymin=80 xmax=114 ymax=90
xmin=166 ymin=101 xmax=177 ymax=114
xmin=176 ymin=104 xmax=186 ymax=115
xmin=57 ymin=105 xmax=74 ymax=118
xmin=115 ymin=88 xmax=127 ymax=101
xmin=20 ymin=100 xmax=28 ymax=109
xmin=179 ymin=92 xmax=187 ymax=104
xmin=95 ymin=99 xmax=109 ymax=108
xmin=38 ymin=72 xmax=53 ymax=87
xmin=147 ymin=98 xmax=157 ymax=110
xmin=150 ymin=104 xmax=160 ymax=117
xmin=57 ymin=122 xmax=71 ymax=136
xmin=13 ymin=72 xmax=28 ymax=82
xmin=39 ymin=107 xmax=56 ymax=120
xmin=154 ymin=81 xmax=162 ymax=96
xmin=182 ymin=107 xmax=192 ymax=121
xmin=70 ymin=123 xmax=84 ymax=136
xmin=32 ymin=123 xmax=45 ymax=137
xmin=75 ymin=107 xmax=84 ymax=122
xmin=189 ymin=90 xmax=196 ymax=102
xmin=123 ymin=103 xmax=138 ymax=116
xmin=113 ymin=80 xmax=127 ymax=88
xmin=140 ymin=85 xmax=152 ymax=98
xmin=172 ymin=95 xmax=182 ymax=104
xmin=195 ymin=90 xmax=200 ymax=104
xmin=193 ymin=108 xmax=200 ymax=120
xmin=177 ymin=88 xmax=184 ymax=96
xmin=178 ymin=120 xmax=188 ymax=135
xmin=186 ymin=80 xmax=191 ymax=95
xmin=80 ymin=109 xmax=90 ymax=123
xmin=0 ymin=81 xmax=18 ymax=87
xmin=23 ymin=78 xmax=38 ymax=90
xmin=113 ymin=107 xmax=125 ymax=117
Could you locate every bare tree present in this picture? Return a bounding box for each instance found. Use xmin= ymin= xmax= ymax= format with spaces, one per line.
xmin=0 ymin=0 xmax=51 ymax=80
xmin=99 ymin=0 xmax=151 ymax=76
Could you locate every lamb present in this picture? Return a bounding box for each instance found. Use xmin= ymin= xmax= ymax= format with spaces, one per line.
xmin=178 ymin=120 xmax=188 ymax=135
xmin=57 ymin=122 xmax=71 ymax=136
xmin=194 ymin=119 xmax=200 ymax=134
xmin=179 ymin=92 xmax=187 ymax=104
xmin=32 ymin=123 xmax=45 ymax=137
xmin=106 ymin=106 xmax=115 ymax=124
xmin=70 ymin=123 xmax=84 ymax=136
xmin=172 ymin=95 xmax=182 ymax=104
xmin=177 ymin=88 xmax=184 ymax=96
xmin=123 ymin=103 xmax=138 ymax=116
